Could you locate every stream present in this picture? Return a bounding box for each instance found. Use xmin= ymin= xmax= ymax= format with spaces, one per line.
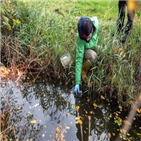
xmin=1 ymin=80 xmax=141 ymax=141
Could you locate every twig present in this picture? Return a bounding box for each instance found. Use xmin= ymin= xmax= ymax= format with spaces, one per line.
xmin=114 ymin=94 xmax=141 ymax=141
xmin=0 ymin=125 xmax=15 ymax=134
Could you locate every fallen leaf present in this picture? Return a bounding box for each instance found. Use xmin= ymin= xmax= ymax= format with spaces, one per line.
xmin=109 ymin=113 xmax=112 ymax=118
xmin=33 ymin=103 xmax=39 ymax=108
xmin=1 ymin=66 xmax=9 ymax=78
xmin=137 ymin=133 xmax=141 ymax=136
xmin=17 ymin=106 xmax=21 ymax=110
xmin=100 ymin=95 xmax=105 ymax=100
xmin=89 ymin=111 xmax=94 ymax=114
xmin=87 ymin=99 xmax=90 ymax=102
xmin=75 ymin=117 xmax=80 ymax=120
xmin=30 ymin=120 xmax=36 ymax=124
xmin=93 ymin=103 xmax=98 ymax=108
xmin=1 ymin=114 xmax=5 ymax=119
xmin=67 ymin=113 xmax=70 ymax=116
xmin=75 ymin=106 xmax=80 ymax=112
xmin=137 ymin=108 xmax=141 ymax=114
xmin=66 ymin=126 xmax=70 ymax=129
xmin=107 ymin=132 xmax=111 ymax=139
xmin=77 ymin=119 xmax=83 ymax=124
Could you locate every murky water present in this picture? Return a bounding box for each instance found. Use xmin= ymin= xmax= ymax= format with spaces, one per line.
xmin=1 ymin=81 xmax=141 ymax=141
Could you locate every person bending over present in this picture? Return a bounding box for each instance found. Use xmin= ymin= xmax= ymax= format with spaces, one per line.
xmin=74 ymin=16 xmax=100 ymax=95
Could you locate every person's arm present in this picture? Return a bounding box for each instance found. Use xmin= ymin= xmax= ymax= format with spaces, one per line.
xmin=75 ymin=35 xmax=85 ymax=85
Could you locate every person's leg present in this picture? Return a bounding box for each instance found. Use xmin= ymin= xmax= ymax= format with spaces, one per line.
xmin=125 ymin=8 xmax=134 ymax=35
xmin=81 ymin=49 xmax=97 ymax=83
xmin=84 ymin=49 xmax=97 ymax=65
xmin=120 ymin=5 xmax=135 ymax=43
xmin=116 ymin=0 xmax=126 ymax=32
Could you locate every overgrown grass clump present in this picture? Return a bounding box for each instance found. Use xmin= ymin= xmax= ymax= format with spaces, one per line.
xmin=1 ymin=0 xmax=141 ymax=107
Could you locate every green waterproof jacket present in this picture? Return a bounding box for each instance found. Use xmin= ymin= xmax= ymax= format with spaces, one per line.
xmin=75 ymin=16 xmax=100 ymax=84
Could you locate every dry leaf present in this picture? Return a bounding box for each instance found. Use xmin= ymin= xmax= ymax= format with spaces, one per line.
xmin=33 ymin=103 xmax=39 ymax=108
xmin=119 ymin=48 xmax=123 ymax=53
xmin=93 ymin=103 xmax=98 ymax=107
xmin=77 ymin=119 xmax=83 ymax=124
xmin=66 ymin=126 xmax=70 ymax=129
xmin=107 ymin=132 xmax=111 ymax=139
xmin=17 ymin=106 xmax=21 ymax=110
xmin=87 ymin=99 xmax=90 ymax=102
xmin=89 ymin=111 xmax=94 ymax=114
xmin=1 ymin=66 xmax=9 ymax=78
xmin=100 ymin=95 xmax=105 ymax=100
xmin=75 ymin=106 xmax=80 ymax=112
xmin=1 ymin=114 xmax=5 ymax=119
xmin=30 ymin=120 xmax=36 ymax=124
xmin=137 ymin=108 xmax=141 ymax=114
xmin=42 ymin=134 xmax=45 ymax=137
xmin=75 ymin=117 xmax=80 ymax=120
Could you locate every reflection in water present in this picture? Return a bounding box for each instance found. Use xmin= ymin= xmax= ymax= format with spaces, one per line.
xmin=1 ymin=81 xmax=141 ymax=141
xmin=75 ymin=98 xmax=110 ymax=141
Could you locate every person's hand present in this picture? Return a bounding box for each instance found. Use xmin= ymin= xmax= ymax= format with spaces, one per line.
xmin=74 ymin=84 xmax=80 ymax=95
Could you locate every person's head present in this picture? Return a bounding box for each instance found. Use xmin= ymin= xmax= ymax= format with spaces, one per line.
xmin=82 ymin=19 xmax=94 ymax=41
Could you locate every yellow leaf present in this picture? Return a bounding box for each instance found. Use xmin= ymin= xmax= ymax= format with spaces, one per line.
xmin=75 ymin=106 xmax=80 ymax=111
xmin=33 ymin=103 xmax=39 ymax=108
xmin=112 ymin=133 xmax=115 ymax=136
xmin=30 ymin=120 xmax=36 ymax=124
xmin=110 ymin=113 xmax=112 ymax=118
xmin=17 ymin=106 xmax=21 ymax=110
xmin=127 ymin=1 xmax=138 ymax=11
xmin=137 ymin=108 xmax=141 ymax=114
xmin=66 ymin=126 xmax=70 ymax=129
xmin=77 ymin=119 xmax=83 ymax=124
xmin=93 ymin=103 xmax=98 ymax=107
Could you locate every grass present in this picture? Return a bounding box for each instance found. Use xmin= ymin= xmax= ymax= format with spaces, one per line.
xmin=1 ymin=0 xmax=141 ymax=107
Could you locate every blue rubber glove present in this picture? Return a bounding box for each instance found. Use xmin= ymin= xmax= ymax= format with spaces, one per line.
xmin=74 ymin=84 xmax=80 ymax=95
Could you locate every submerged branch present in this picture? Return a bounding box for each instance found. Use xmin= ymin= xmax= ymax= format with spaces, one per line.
xmin=114 ymin=94 xmax=141 ymax=141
